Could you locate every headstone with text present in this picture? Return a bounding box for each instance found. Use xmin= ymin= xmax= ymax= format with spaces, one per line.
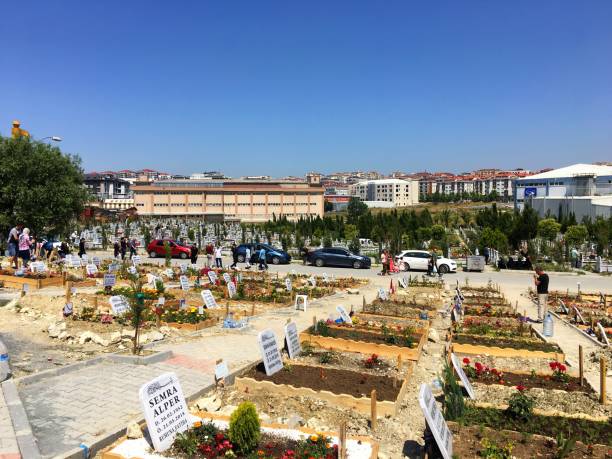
xmin=378 ymin=287 xmax=388 ymax=301
xmin=109 ymin=296 xmax=129 ymax=315
xmin=86 ymin=264 xmax=98 ymax=276
xmin=139 ymin=372 xmax=190 ymax=452
xmin=103 ymin=274 xmax=116 ymax=288
xmin=223 ymin=273 xmax=232 ymax=284
xmin=257 ymin=329 xmax=284 ymax=376
xmin=450 ymin=353 xmax=476 ymax=399
xmin=308 ymin=276 xmax=316 ymax=287
xmin=208 ymin=271 xmax=218 ymax=284
xmin=284 ymin=321 xmax=301 ymax=358
xmin=179 ymin=275 xmax=190 ymax=291
xmin=294 ymin=295 xmax=308 ymax=311
xmin=92 ymin=256 xmax=101 ymax=267
xmin=418 ymin=383 xmax=453 ymax=459
xmin=285 ymin=278 xmax=292 ymax=292
xmin=336 ymin=305 xmax=353 ymax=324
xmin=132 ymin=255 xmax=141 ymax=265
xmin=227 ymin=281 xmax=236 ymax=298
xmin=201 ymin=290 xmax=218 ymax=309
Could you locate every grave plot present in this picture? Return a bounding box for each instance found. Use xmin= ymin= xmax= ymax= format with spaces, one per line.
xmin=361 ymin=298 xmax=438 ymax=321
xmin=300 ymin=320 xmax=427 ymax=361
xmin=461 ymin=301 xmax=521 ymax=318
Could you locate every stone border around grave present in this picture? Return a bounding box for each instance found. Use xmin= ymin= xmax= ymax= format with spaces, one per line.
xmin=0 ymin=274 xmax=63 ymax=290
xmin=100 ymin=411 xmax=380 ymax=459
xmin=107 ymin=350 xmax=174 ymax=365
xmin=1 ymin=379 xmax=42 ymax=459
xmin=450 ymin=342 xmax=565 ymax=361
xmin=161 ymin=318 xmax=219 ymax=332
xmin=235 ymin=361 xmax=414 ymax=418
xmin=299 ymin=327 xmax=427 ymax=362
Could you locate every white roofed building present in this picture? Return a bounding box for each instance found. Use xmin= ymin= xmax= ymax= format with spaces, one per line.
xmin=349 ymin=179 xmax=419 ymax=207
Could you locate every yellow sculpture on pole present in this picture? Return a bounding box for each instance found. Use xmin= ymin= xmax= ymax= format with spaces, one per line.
xmin=11 ymin=120 xmax=30 ymax=139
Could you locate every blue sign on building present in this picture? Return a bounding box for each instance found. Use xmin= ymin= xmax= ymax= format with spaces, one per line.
xmin=524 ymin=187 xmax=537 ymax=197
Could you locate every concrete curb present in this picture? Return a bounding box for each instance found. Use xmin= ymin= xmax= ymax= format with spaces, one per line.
xmin=106 ymin=350 xmax=173 ymax=365
xmin=1 ymin=379 xmax=41 ymax=459
xmin=16 ymin=356 xmax=106 ymax=387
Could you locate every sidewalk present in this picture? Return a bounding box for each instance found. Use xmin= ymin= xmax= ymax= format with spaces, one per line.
xmin=13 ymin=285 xmax=379 ymax=458
xmin=0 ymin=387 xmax=20 ymax=459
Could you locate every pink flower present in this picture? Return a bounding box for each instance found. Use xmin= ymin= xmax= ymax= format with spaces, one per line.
xmin=516 ymin=384 xmax=526 ymax=392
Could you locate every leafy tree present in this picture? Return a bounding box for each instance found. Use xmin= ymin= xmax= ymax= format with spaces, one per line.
xmin=346 ymin=197 xmax=368 ymax=224
xmin=537 ymin=218 xmax=561 ymax=242
xmin=564 ymin=225 xmax=588 ymax=248
xmin=344 ymin=223 xmax=358 ymax=242
xmin=322 ymin=235 xmax=332 ymax=248
xmin=0 ymin=136 xmax=90 ymax=236
xmin=431 ymin=224 xmax=446 ymax=241
xmin=480 ymin=227 xmax=508 ymax=252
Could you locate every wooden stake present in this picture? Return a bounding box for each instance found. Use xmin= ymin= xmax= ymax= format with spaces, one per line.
xmin=370 ymin=389 xmax=377 ymax=430
xmin=225 ymin=301 xmax=229 ymax=317
xmin=600 ymin=357 xmax=607 ymax=405
xmin=65 ymin=281 xmax=73 ymax=303
xmin=338 ymin=421 xmax=347 ymax=459
xmin=313 ymin=315 xmax=317 ymax=331
xmin=251 ymin=303 xmax=255 ymax=316
xmin=579 ymin=345 xmax=584 ymax=387
xmin=362 ymin=295 xmax=366 ymax=310
xmin=397 ymin=354 xmax=402 ymax=371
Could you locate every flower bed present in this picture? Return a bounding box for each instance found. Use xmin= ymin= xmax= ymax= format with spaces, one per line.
xmin=452 ymin=333 xmax=563 ymax=354
xmin=236 ymin=362 xmax=408 ymax=417
xmin=462 ymin=304 xmax=519 ymax=318
xmin=353 ymin=312 xmax=429 ymax=331
xmin=456 ymin=316 xmax=531 ymax=338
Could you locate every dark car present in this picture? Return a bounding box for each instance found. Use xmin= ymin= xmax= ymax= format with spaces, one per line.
xmin=235 ymin=243 xmax=291 ymax=265
xmin=307 ymin=247 xmax=371 ymax=269
xmin=146 ymin=239 xmax=191 ymax=259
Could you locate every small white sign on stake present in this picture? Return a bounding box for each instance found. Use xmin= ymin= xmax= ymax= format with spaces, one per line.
xmin=398 ymin=276 xmax=407 ymax=289
xmin=214 ymin=360 xmax=229 ymax=381
xmin=450 ymin=353 xmax=476 ymax=399
xmin=336 ymin=305 xmax=353 ymax=324
xmin=418 ymin=383 xmax=453 ymax=459
xmin=222 ymin=273 xmax=232 ymax=284
xmin=103 ymin=274 xmax=116 ymax=288
xmin=179 ymin=275 xmax=190 ymax=291
xmin=285 ymin=278 xmax=292 ymax=292
xmin=257 ymin=329 xmax=284 ymax=376
xmin=284 ymin=321 xmax=301 ymax=359
xmin=208 ymin=271 xmax=218 ymax=284
xmin=139 ymin=372 xmax=190 ymax=452
xmin=165 ymin=268 xmax=174 ymax=278
xmin=597 ymin=323 xmax=610 ymax=346
xmin=86 ymin=264 xmax=98 ymax=276
xmin=308 ymin=276 xmax=316 ymax=287
xmin=92 ymin=256 xmax=101 ymax=267
xmin=180 ymin=264 xmax=188 ymax=274
xmin=22 ymin=284 xmax=29 ymax=294
xmin=294 ymin=295 xmax=308 ymax=311
xmin=378 ymin=287 xmax=388 ymax=301
xmin=227 ymin=281 xmax=236 ymax=298
xmin=132 ymin=255 xmax=141 ymax=265
xmin=109 ymin=296 xmax=129 ymax=315
xmin=573 ymin=306 xmax=585 ymax=324
xmin=128 ymin=266 xmax=137 ymax=275
xmin=201 ymin=290 xmax=218 ymax=309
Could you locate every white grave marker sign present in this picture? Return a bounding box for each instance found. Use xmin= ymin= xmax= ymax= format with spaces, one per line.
xmin=109 ymin=296 xmax=129 ymax=315
xmin=399 ymin=276 xmax=407 ymax=289
xmin=208 ymin=271 xmax=218 ymax=284
xmin=132 ymin=255 xmax=141 ymax=265
xmin=128 ymin=266 xmax=137 ymax=275
xmin=108 ymin=263 xmax=119 ymax=273
xmin=378 ymin=287 xmax=388 ymax=301
xmin=86 ymin=264 xmax=98 ymax=276
xmin=227 ymin=281 xmax=236 ymax=298
xmin=139 ymin=372 xmax=190 ymax=452
xmin=336 ymin=305 xmax=353 ymax=324
xmin=180 ymin=264 xmax=188 ymax=274
xmin=201 ymin=290 xmax=218 ymax=309
xmin=214 ymin=361 xmax=229 ymax=381
xmin=179 ymin=275 xmax=190 ymax=291
xmin=165 ymin=268 xmax=174 ymax=278
xmin=103 ymin=274 xmax=116 ymax=288
xmin=92 ymin=256 xmax=101 ymax=267
xmin=222 ymin=273 xmax=232 ymax=284
xmin=418 ymin=383 xmax=453 ymax=459
xmin=308 ymin=276 xmax=316 ymax=287
xmin=257 ymin=329 xmax=284 ymax=376
xmin=450 ymin=353 xmax=476 ymax=399
xmin=294 ymin=295 xmax=308 ymax=311
xmin=597 ymin=323 xmax=610 ymax=346
xmin=284 ymin=321 xmax=301 ymax=359
xmin=285 ymin=278 xmax=292 ymax=292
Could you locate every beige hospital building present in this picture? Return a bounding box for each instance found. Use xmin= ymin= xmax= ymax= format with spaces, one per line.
xmin=132 ymin=176 xmax=324 ymax=222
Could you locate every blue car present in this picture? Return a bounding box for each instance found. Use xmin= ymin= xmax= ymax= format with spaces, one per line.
xmin=235 ymin=243 xmax=291 ymax=265
xmin=306 ymin=247 xmax=371 ymax=269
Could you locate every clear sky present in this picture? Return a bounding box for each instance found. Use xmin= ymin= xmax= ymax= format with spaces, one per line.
xmin=1 ymin=1 xmax=611 ymax=177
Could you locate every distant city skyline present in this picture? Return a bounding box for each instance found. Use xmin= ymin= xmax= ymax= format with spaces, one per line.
xmin=2 ymin=1 xmax=611 ymax=176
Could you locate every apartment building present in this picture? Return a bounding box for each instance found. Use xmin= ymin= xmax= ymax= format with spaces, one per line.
xmin=132 ymin=177 xmax=324 ymax=222
xmin=349 ymin=179 xmax=419 ymax=207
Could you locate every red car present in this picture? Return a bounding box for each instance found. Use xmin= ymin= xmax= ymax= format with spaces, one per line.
xmin=146 ymin=239 xmax=191 ymax=259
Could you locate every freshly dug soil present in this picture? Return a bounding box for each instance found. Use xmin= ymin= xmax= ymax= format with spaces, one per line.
xmin=361 ymin=304 xmax=426 ymax=319
xmin=454 ymin=333 xmax=562 ymax=353
xmin=447 ymin=422 xmax=611 ymax=458
xmin=312 ymin=326 xmax=421 ymax=348
xmin=459 ymin=405 xmax=612 ymax=446
xmin=246 ymin=362 xmax=402 ymax=401
xmin=462 ymin=306 xmax=518 ymax=318
xmin=468 ymin=371 xmax=592 ymax=393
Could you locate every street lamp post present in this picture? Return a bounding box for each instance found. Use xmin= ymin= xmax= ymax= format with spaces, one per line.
xmin=39 ymin=136 xmax=62 ymax=142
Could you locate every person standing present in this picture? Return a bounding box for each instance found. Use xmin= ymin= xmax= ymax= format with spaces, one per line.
xmin=570 ymin=247 xmax=579 ymax=269
xmin=300 ymin=246 xmax=309 ymax=265
xmin=18 ymin=228 xmax=32 ymax=268
xmin=229 ymin=243 xmax=238 ymax=269
xmin=190 ymin=243 xmax=199 ymax=265
xmin=258 ymin=246 xmax=267 ymax=270
xmin=245 ymin=245 xmax=252 ymax=269
xmin=120 ymin=237 xmax=127 ymax=260
xmin=380 ymin=250 xmax=388 ymax=276
xmin=129 ymin=239 xmax=137 ymax=259
xmin=430 ymin=251 xmax=438 ymax=276
xmin=7 ymin=224 xmax=22 ymax=269
xmin=205 ymin=243 xmax=214 ymax=268
xmin=534 ymin=266 xmax=549 ymax=323
xmin=113 ymin=240 xmax=120 ymax=258
xmin=78 ymin=238 xmax=86 ymax=257
xmin=214 ymin=245 xmax=223 ymax=268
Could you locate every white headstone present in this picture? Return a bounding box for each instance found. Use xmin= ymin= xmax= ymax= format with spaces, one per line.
xmin=139 ymin=372 xmax=190 ymax=452
xmin=201 ymin=290 xmax=218 ymax=309
xmin=208 ymin=271 xmax=218 ymax=284
xmin=179 ymin=275 xmax=190 ymax=291
xmin=378 ymin=287 xmax=388 ymax=301
xmin=165 ymin=268 xmax=174 ymax=278
xmin=214 ymin=361 xmax=229 ymax=381
xmin=227 ymin=281 xmax=236 ymax=298
xmin=223 ymin=273 xmax=232 ymax=284
xmin=132 ymin=255 xmax=141 ymax=265
xmin=80 ymin=258 xmax=88 ymax=267
xmin=597 ymin=323 xmax=610 ymax=346
xmin=322 ymin=272 xmax=329 ymax=283
xmin=180 ymin=264 xmax=188 ymax=274
xmin=103 ymin=274 xmax=116 ymax=288
xmin=284 ymin=321 xmax=301 ymax=359
xmin=285 ymin=278 xmax=292 ymax=292
xmin=257 ymin=329 xmax=284 ymax=376
xmin=86 ymin=264 xmax=98 ymax=276
xmin=308 ymin=276 xmax=316 ymax=287
xmin=22 ymin=283 xmax=29 ymax=293
xmin=294 ymin=295 xmax=308 ymax=311
xmin=399 ymin=276 xmax=407 ymax=289
xmin=158 ymin=296 xmax=166 ymax=306
xmin=450 ymin=353 xmax=476 ymax=399
xmin=128 ymin=266 xmax=137 ymax=275
xmin=418 ymin=383 xmax=453 ymax=459
xmin=92 ymin=256 xmax=101 ymax=267
xmin=109 ymin=296 xmax=129 ymax=315
xmin=336 ymin=305 xmax=353 ymax=324
xmin=108 ymin=262 xmax=119 ymax=273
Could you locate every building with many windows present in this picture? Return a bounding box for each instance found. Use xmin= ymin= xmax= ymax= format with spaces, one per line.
xmin=132 ymin=177 xmax=324 ymax=222
xmin=349 ymin=179 xmax=419 ymax=207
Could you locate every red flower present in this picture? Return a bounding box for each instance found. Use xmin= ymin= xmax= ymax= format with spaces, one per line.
xmin=559 ymin=364 xmax=567 ymax=372
xmin=463 ymin=357 xmax=470 ymax=365
xmin=475 ymin=362 xmax=483 ymax=371
xmin=516 ymin=384 xmax=526 ymax=392
xmin=491 ymin=368 xmax=498 ymax=375
xmin=549 ymin=361 xmax=559 ymax=370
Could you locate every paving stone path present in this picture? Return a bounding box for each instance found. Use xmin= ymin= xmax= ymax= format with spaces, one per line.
xmin=0 ymin=388 xmax=20 ymax=459
xmin=14 ymin=288 xmax=374 ymax=458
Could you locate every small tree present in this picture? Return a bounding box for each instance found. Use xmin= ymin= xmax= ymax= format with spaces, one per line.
xmin=564 ymin=224 xmax=588 ymax=248
xmin=128 ymin=276 xmax=146 ymax=355
xmin=537 ymin=218 xmax=561 ymax=242
xmin=323 ymin=235 xmax=333 ymax=248
xmin=229 ymin=401 xmax=261 ymax=454
xmin=163 ymin=241 xmax=172 ymax=267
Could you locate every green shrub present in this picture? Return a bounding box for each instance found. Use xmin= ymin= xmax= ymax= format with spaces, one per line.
xmin=479 ymin=437 xmax=514 ymax=458
xmin=443 ymin=361 xmax=465 ymax=420
xmin=505 ymin=387 xmax=534 ymax=421
xmin=228 ymin=401 xmax=261 ymax=454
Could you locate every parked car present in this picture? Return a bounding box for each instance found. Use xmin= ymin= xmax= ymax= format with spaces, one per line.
xmin=395 ymin=250 xmax=457 ymax=274
xmin=146 ymin=239 xmax=191 ymax=259
xmin=235 ymin=243 xmax=291 ymax=265
xmin=307 ymin=247 xmax=371 ymax=269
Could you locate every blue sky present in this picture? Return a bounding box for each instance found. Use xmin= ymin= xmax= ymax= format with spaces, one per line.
xmin=1 ymin=1 xmax=611 ymax=177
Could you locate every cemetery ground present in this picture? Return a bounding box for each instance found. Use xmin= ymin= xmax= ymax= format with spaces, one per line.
xmin=0 ymin=255 xmax=611 ymax=458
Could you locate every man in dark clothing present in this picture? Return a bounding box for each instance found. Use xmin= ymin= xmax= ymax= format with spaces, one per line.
xmin=229 ymin=243 xmax=238 ymax=269
xmin=78 ymin=238 xmax=86 ymax=257
xmin=190 ymin=244 xmax=199 ymax=264
xmin=120 ymin=237 xmax=127 ymax=260
xmin=300 ymin=246 xmax=309 ymax=265
xmin=534 ymin=266 xmax=549 ymax=322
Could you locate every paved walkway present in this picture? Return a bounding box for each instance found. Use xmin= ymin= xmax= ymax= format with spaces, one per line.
xmin=0 ymin=388 xmax=20 ymax=459
xmin=14 ymin=286 xmax=378 ymax=458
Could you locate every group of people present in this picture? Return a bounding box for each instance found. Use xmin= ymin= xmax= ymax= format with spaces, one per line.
xmin=228 ymin=243 xmax=269 ymax=271
xmin=112 ymin=238 xmax=138 ymax=260
xmin=379 ymin=250 xmax=396 ymax=275
xmin=6 ymin=224 xmax=34 ymax=269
